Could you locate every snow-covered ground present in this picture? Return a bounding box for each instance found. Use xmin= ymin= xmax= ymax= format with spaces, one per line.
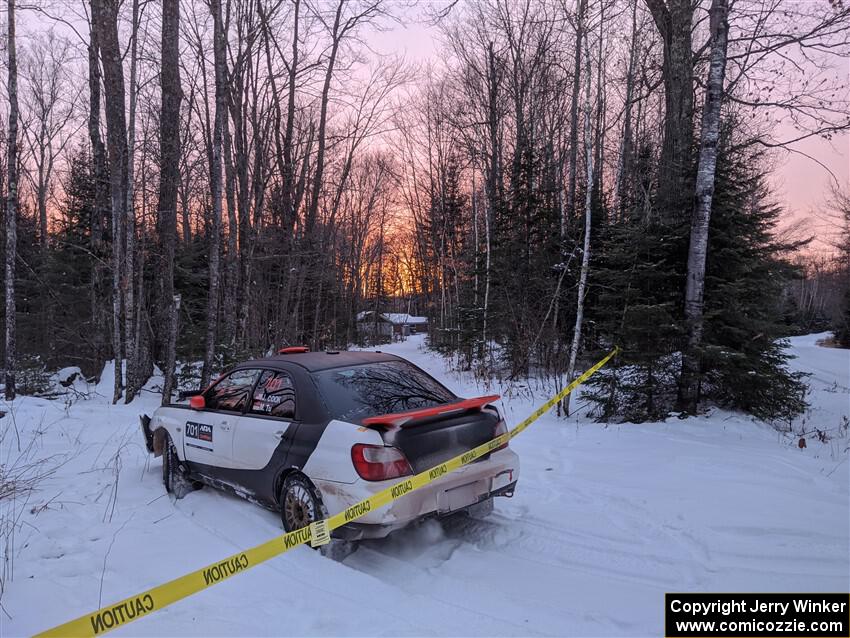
xmin=2 ymin=334 xmax=848 ymax=637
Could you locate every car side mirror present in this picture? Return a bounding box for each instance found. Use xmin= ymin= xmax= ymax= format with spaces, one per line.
xmin=189 ymin=395 xmax=206 ymax=410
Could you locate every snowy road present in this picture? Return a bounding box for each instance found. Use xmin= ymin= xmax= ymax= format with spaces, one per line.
xmin=2 ymin=334 xmax=848 ymax=636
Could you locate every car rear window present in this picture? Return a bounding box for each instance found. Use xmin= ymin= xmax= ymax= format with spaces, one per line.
xmin=314 ymin=360 xmax=456 ymax=422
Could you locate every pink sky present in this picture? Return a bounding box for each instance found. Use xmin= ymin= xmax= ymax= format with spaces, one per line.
xmin=776 ymin=129 xmax=849 ymax=254
xmin=22 ymin=5 xmax=847 ymax=255
xmin=373 ymin=16 xmax=850 ymax=255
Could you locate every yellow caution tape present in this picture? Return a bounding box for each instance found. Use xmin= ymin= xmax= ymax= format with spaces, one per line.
xmin=35 ymin=347 xmax=619 ymax=638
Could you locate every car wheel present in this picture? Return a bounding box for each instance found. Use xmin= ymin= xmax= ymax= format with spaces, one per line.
xmin=280 ymin=473 xmax=325 ymax=532
xmin=279 ymin=474 xmax=355 ymax=560
xmin=162 ymin=434 xmax=193 ymax=499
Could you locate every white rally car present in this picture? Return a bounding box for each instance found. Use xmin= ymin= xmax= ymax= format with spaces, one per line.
xmin=141 ymin=348 xmax=519 ymax=542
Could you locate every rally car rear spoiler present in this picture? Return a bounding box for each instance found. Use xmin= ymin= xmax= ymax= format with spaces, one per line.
xmin=362 ymin=395 xmax=500 ymax=429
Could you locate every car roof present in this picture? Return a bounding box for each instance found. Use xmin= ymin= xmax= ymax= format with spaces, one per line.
xmin=235 ymin=349 xmax=404 ymax=373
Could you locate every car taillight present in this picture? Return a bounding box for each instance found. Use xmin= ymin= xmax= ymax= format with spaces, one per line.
xmin=492 ymin=419 xmax=509 ymax=452
xmin=351 ymin=444 xmax=413 ymax=481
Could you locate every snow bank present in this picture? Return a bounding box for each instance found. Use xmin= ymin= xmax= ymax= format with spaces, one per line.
xmin=1 ymin=335 xmax=847 ymax=637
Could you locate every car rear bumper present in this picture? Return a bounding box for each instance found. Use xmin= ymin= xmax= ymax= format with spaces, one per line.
xmin=316 ymin=448 xmax=519 ymax=540
xmin=333 ymin=480 xmax=517 ymax=541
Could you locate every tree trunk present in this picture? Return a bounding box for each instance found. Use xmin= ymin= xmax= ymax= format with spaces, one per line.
xmin=305 ymin=0 xmax=345 ymax=243
xmin=295 ymin=0 xmax=348 ymax=345
xmin=92 ymin=0 xmax=128 ymax=404
xmin=87 ymin=14 xmax=110 ymax=374
xmin=593 ymin=4 xmax=605 ymax=222
xmin=201 ymin=0 xmax=228 ymax=388
xmin=614 ymin=0 xmax=639 ymax=219
xmin=565 ymin=0 xmax=586 ymax=227
xmin=123 ymin=0 xmax=141 ymax=402
xmin=282 ymin=0 xmax=300 ymax=227
xmin=5 ymin=0 xmax=18 ymax=401
xmin=483 ymin=41 xmax=501 ymax=361
xmin=564 ymin=30 xmax=595 ymax=416
xmin=678 ymin=0 xmax=730 ymax=412
xmin=222 ymin=113 xmax=239 ymax=346
xmin=644 ymin=0 xmax=694 ymax=220
xmin=159 ymin=0 xmax=182 ymax=404
xmin=37 ymin=165 xmax=47 ymax=249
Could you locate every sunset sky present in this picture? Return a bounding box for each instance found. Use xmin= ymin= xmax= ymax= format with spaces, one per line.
xmin=16 ymin=2 xmax=848 ymax=254
xmin=373 ymin=14 xmax=850 ymax=255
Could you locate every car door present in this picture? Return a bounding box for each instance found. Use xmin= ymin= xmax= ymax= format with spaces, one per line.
xmin=232 ymin=369 xmax=300 ymax=472
xmin=183 ymin=368 xmax=260 ymax=471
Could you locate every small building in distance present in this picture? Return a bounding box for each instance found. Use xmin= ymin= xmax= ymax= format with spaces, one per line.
xmin=356 ymin=311 xmax=428 ymax=340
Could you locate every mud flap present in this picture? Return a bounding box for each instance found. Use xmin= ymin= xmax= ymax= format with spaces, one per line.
xmin=140 ymin=414 xmax=154 ymax=453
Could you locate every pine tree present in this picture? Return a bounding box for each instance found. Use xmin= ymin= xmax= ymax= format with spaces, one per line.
xmin=38 ymin=149 xmax=105 ymax=376
xmin=834 ymin=289 xmax=850 ymax=348
xmin=433 ymin=156 xmax=473 ymax=358
xmin=698 ymin=137 xmax=808 ymax=421
xmin=584 ymin=218 xmax=688 ymax=422
xmin=490 ymin=143 xmax=561 ymax=377
xmin=586 ymin=129 xmax=808 ymax=424
xmin=426 ymin=155 xmax=466 ymax=354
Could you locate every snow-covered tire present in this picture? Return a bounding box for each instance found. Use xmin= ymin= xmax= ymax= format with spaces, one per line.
xmin=279 ymin=473 xmax=356 ymax=560
xmin=162 ymin=434 xmax=193 ymax=499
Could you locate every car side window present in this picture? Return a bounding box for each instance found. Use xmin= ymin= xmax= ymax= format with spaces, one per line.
xmin=205 ymin=369 xmax=259 ymax=412
xmin=251 ymin=370 xmax=296 ymax=419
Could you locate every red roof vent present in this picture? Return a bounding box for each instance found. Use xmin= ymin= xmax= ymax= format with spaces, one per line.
xmin=278 ymin=346 xmax=310 ymax=354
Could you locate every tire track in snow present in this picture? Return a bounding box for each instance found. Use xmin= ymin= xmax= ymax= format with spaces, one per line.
xmin=167 ymin=486 xmax=520 ymax=636
xmin=348 ymin=514 xmax=648 ymax=636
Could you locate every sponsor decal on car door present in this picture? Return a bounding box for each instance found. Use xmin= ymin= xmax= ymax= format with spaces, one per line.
xmin=185 ymin=421 xmax=214 ymax=449
xmin=232 ymin=370 xmax=299 ymax=470
xmin=183 ymin=368 xmax=260 ymax=469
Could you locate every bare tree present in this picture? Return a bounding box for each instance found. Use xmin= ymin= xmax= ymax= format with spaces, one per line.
xmin=20 ymin=33 xmax=79 ymax=249
xmin=5 ymin=0 xmax=19 ymax=401
xmin=723 ymin=1 xmax=850 ymax=151
xmin=87 ymin=0 xmax=111 ymax=373
xmin=6 ymin=0 xmax=846 ymax=422
xmin=304 ymin=0 xmax=347 ymax=237
xmin=282 ymin=0 xmax=301 ymax=230
xmin=679 ymin=0 xmax=730 ymax=412
xmin=565 ymin=0 xmax=586 ymax=225
xmin=123 ymin=0 xmax=142 ymax=402
xmin=288 ymin=0 xmax=388 ymax=343
xmin=613 ymin=0 xmax=641 ymax=219
xmin=564 ymin=24 xmax=595 ymax=415
xmin=91 ymin=0 xmax=129 ymax=403
xmin=201 ymin=0 xmax=228 ymax=388
xmin=159 ymin=0 xmax=183 ymax=404
xmin=304 ymin=0 xmax=390 ymax=235
xmin=643 ymin=0 xmax=694 ymax=219
xmin=482 ymin=40 xmax=501 ymax=357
